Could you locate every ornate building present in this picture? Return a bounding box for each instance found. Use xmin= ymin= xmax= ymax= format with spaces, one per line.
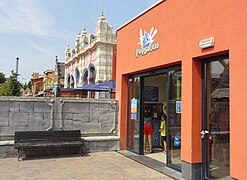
xmin=64 ymin=14 xmax=116 ymax=88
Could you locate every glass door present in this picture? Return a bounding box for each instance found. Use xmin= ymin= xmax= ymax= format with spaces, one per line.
xmin=202 ymin=55 xmax=230 ymax=179
xmin=167 ymin=69 xmax=182 ymax=170
xmin=126 ymin=65 xmax=182 ymax=170
xmin=127 ymin=77 xmax=142 ymax=153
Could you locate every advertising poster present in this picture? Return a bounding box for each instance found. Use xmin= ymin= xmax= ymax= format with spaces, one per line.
xmin=176 ymin=101 xmax=182 ymax=113
xmin=131 ymin=98 xmax=137 ymax=120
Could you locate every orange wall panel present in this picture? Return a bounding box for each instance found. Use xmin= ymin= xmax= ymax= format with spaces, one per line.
xmin=116 ymin=1 xmax=247 ymax=178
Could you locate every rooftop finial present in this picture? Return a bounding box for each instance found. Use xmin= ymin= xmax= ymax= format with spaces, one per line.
xmin=82 ymin=25 xmax=86 ymax=34
xmin=102 ymin=0 xmax=104 ymax=17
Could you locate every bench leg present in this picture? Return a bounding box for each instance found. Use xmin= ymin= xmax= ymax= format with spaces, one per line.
xmin=79 ymin=143 xmax=85 ymax=156
xmin=17 ymin=149 xmax=20 ymax=161
xmin=78 ymin=145 xmax=82 ymax=156
xmin=78 ymin=146 xmax=82 ymax=156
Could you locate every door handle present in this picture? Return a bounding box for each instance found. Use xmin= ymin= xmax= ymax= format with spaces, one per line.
xmin=201 ymin=130 xmax=209 ymax=139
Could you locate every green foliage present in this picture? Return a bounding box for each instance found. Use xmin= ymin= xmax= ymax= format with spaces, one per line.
xmin=0 ymin=70 xmax=22 ymax=96
xmin=0 ymin=72 xmax=6 ymax=84
xmin=22 ymin=81 xmax=32 ymax=90
xmin=27 ymin=81 xmax=32 ymax=89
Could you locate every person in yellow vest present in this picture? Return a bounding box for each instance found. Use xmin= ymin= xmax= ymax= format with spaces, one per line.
xmin=159 ymin=112 xmax=167 ymax=153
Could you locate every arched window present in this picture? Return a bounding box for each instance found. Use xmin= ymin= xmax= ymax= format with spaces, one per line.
xmin=70 ymin=75 xmax=74 ymax=88
xmin=82 ymin=70 xmax=88 ymax=85
xmin=75 ymin=68 xmax=80 ymax=83
xmin=67 ymin=74 xmax=70 ymax=87
xmin=88 ymin=64 xmax=96 ymax=84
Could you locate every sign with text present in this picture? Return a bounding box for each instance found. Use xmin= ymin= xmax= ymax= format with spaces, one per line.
xmin=136 ymin=27 xmax=160 ymax=58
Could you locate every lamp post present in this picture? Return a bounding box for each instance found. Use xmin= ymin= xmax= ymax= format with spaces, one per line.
xmin=15 ymin=56 xmax=21 ymax=79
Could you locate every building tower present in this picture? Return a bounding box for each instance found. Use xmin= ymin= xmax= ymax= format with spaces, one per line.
xmin=64 ymin=12 xmax=116 ymax=89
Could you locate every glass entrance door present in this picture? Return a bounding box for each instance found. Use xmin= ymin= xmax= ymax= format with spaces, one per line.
xmin=126 ymin=65 xmax=182 ymax=171
xmin=127 ymin=77 xmax=141 ymax=153
xmin=167 ymin=69 xmax=182 ymax=170
xmin=202 ymin=55 xmax=230 ymax=179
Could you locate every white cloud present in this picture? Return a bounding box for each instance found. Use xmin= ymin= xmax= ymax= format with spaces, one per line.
xmin=0 ymin=0 xmax=64 ymax=38
xmin=30 ymin=44 xmax=57 ymax=58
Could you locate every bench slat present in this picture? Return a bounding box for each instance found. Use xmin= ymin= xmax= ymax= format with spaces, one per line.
xmin=15 ymin=141 xmax=83 ymax=147
xmin=15 ymin=130 xmax=81 ymax=143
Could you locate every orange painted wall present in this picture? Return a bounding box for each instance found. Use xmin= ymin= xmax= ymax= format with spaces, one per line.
xmin=116 ymin=0 xmax=247 ymax=179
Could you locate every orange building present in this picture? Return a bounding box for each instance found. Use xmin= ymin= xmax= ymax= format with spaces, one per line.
xmin=31 ymin=72 xmax=44 ymax=96
xmin=116 ymin=0 xmax=247 ymax=179
xmin=43 ymin=70 xmax=55 ymax=91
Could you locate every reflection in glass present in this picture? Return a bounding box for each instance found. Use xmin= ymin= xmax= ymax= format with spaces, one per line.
xmin=206 ymin=59 xmax=229 ymax=179
xmin=127 ymin=77 xmax=140 ymax=153
xmin=167 ymin=69 xmax=182 ymax=169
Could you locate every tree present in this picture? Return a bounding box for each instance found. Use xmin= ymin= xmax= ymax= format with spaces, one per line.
xmin=0 ymin=70 xmax=22 ymax=96
xmin=22 ymin=80 xmax=32 ymax=90
xmin=27 ymin=81 xmax=32 ymax=89
xmin=0 ymin=72 xmax=6 ymax=84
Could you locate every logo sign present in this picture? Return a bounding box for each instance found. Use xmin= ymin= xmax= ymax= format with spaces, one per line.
xmin=136 ymin=27 xmax=160 ymax=58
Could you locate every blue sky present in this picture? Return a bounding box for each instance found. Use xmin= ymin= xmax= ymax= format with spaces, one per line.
xmin=0 ymin=0 xmax=160 ymax=83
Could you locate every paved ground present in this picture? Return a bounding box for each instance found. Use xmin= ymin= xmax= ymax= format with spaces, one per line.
xmin=0 ymin=152 xmax=173 ymax=180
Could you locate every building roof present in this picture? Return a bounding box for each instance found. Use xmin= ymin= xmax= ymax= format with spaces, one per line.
xmin=31 ymin=76 xmax=44 ymax=82
xmin=44 ymin=70 xmax=54 ymax=75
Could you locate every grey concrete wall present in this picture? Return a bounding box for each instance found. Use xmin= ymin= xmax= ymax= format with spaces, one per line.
xmin=0 ymin=97 xmax=119 ymax=157
xmin=0 ymin=97 xmax=118 ymax=140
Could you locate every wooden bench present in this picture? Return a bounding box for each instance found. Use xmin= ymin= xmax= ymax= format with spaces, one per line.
xmin=15 ymin=130 xmax=84 ymax=160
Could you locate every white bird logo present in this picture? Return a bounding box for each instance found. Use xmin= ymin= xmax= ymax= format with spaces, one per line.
xmin=138 ymin=27 xmax=158 ymax=48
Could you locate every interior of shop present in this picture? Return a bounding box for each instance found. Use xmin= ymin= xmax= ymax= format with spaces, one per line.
xmin=127 ymin=67 xmax=182 ymax=171
xmin=143 ymin=74 xmax=166 ymax=163
xmin=143 ymin=73 xmax=181 ymax=169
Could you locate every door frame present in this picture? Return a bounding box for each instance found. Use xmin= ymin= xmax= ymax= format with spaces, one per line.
xmin=166 ymin=69 xmax=182 ymax=172
xmin=201 ymin=54 xmax=229 ymax=179
xmin=201 ymin=60 xmax=208 ymax=179
xmin=127 ymin=64 xmax=181 ymax=169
